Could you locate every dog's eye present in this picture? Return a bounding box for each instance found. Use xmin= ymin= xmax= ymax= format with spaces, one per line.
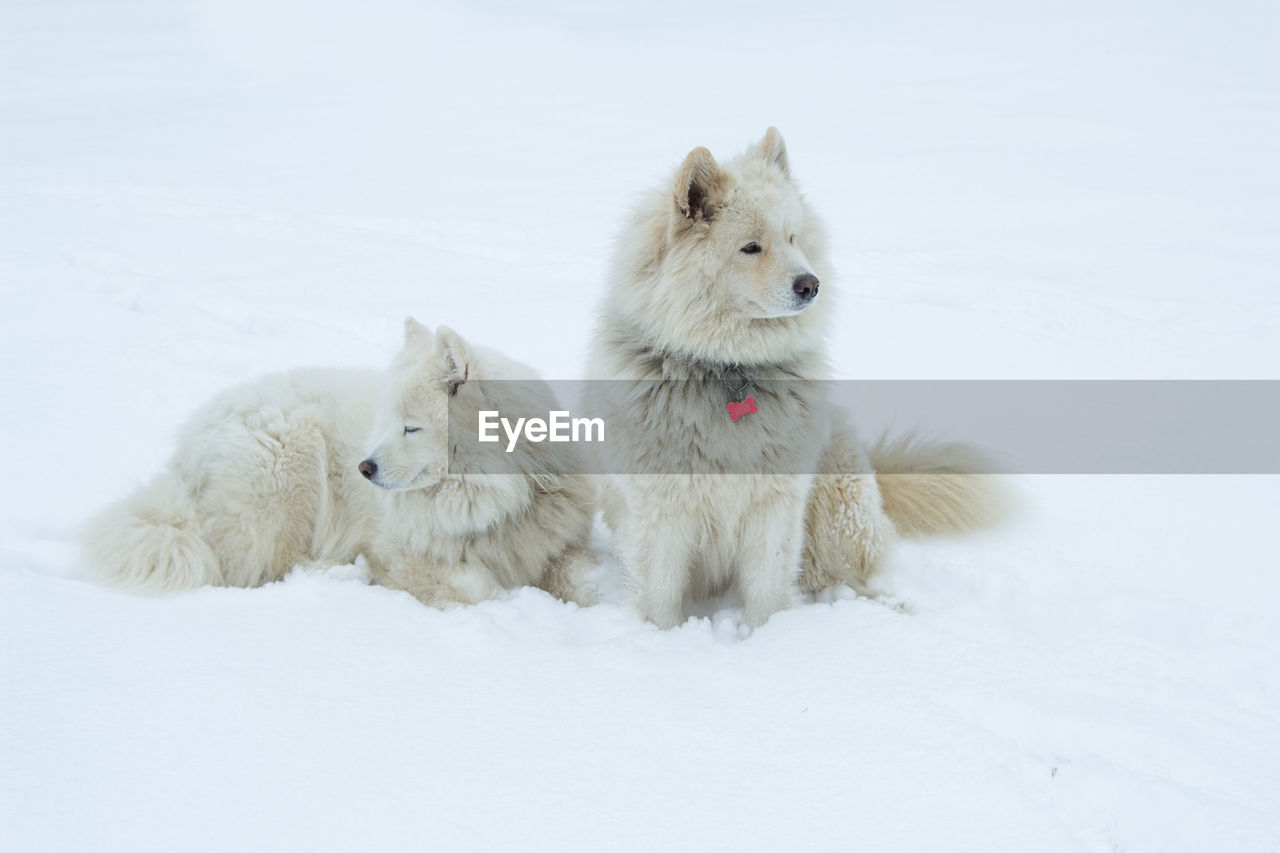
xmin=789 ymin=235 xmax=796 ymax=245
xmin=740 ymin=242 xmax=762 ymax=255
xmin=403 ymin=426 xmax=421 ymax=435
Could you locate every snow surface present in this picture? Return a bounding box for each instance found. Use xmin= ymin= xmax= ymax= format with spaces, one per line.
xmin=2 ymin=1 xmax=1279 ymax=850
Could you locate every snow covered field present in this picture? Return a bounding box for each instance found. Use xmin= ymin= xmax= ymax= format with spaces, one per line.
xmin=2 ymin=1 xmax=1278 ymax=850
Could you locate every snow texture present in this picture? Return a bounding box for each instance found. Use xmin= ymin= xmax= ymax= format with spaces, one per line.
xmin=2 ymin=1 xmax=1278 ymax=851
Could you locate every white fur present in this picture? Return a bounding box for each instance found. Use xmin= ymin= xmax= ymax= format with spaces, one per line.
xmin=83 ymin=320 xmax=597 ymax=608
xmin=590 ymin=129 xmax=1009 ymax=628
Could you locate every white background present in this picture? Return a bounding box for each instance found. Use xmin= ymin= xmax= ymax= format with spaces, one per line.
xmin=2 ymin=1 xmax=1277 ymax=850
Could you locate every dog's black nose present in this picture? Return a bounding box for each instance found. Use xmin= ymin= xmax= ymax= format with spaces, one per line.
xmin=792 ymin=274 xmax=820 ymax=301
xmin=358 ymin=459 xmax=378 ymax=480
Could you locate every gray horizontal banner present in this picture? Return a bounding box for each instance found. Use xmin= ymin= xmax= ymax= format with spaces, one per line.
xmin=444 ymin=381 xmax=1280 ymax=475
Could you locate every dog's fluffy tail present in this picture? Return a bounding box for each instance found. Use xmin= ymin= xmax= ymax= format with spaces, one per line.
xmin=83 ymin=473 xmax=221 ymax=592
xmin=869 ymin=433 xmax=1013 ymax=539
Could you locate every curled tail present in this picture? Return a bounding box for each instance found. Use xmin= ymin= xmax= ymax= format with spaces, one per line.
xmin=82 ymin=473 xmax=220 ymax=592
xmin=869 ymin=433 xmax=1014 ymax=538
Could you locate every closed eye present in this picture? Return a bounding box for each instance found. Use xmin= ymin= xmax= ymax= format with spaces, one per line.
xmin=789 ymin=235 xmax=796 ymax=245
xmin=740 ymin=242 xmax=762 ymax=255
xmin=403 ymin=426 xmax=421 ymax=435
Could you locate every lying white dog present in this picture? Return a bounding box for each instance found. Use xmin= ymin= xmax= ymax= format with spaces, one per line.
xmin=84 ymin=319 xmax=597 ymax=607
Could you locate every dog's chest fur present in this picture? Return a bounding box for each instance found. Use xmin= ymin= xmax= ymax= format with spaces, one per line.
xmin=592 ymin=331 xmax=831 ymax=476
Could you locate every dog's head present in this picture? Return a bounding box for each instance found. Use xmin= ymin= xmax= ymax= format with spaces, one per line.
xmin=608 ymin=128 xmax=833 ymax=365
xmin=359 ymin=318 xmax=472 ymax=492
xmin=673 ymin=128 xmax=823 ymax=319
xmin=358 ymin=320 xmax=544 ymax=535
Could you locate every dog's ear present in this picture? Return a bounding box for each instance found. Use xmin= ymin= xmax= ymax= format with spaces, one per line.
xmin=675 ymin=146 xmax=724 ymax=222
xmin=758 ymin=127 xmax=789 ymax=178
xmin=404 ymin=316 xmax=432 ymax=346
xmin=435 ymin=325 xmax=470 ymax=396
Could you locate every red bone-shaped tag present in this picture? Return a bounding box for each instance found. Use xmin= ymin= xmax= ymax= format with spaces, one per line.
xmin=727 ymin=396 xmax=757 ymax=421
